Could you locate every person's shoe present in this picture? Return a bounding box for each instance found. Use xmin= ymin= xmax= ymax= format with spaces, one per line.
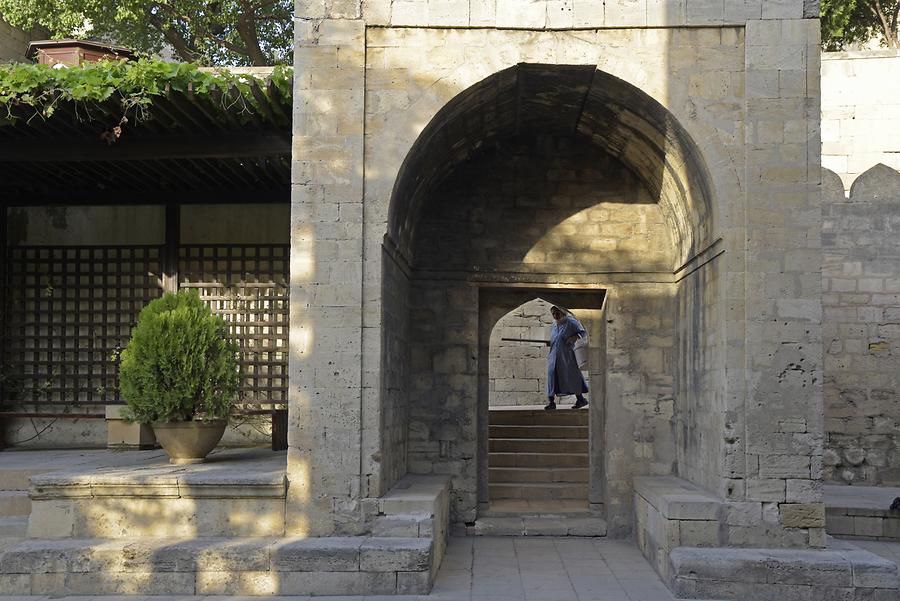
xmin=572 ymin=398 xmax=588 ymax=409
xmin=544 ymin=401 xmax=557 ymax=411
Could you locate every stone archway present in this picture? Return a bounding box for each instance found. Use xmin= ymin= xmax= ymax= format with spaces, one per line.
xmin=384 ymin=63 xmax=717 ymax=534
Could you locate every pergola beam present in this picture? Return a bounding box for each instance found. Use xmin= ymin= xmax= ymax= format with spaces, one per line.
xmin=3 ymin=188 xmax=289 ymax=206
xmin=0 ymin=132 xmax=290 ymax=162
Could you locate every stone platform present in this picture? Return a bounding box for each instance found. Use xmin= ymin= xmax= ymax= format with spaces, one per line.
xmin=826 ymin=484 xmax=900 ymax=542
xmin=636 ymin=476 xmax=900 ymax=600
xmin=0 ymin=448 xmax=451 ymax=595
xmin=26 ymin=447 xmax=287 ymax=538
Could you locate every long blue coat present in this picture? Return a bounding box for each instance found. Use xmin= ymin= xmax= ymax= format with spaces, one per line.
xmin=547 ymin=315 xmax=588 ymax=397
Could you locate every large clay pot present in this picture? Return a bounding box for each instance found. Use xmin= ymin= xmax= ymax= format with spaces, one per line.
xmin=151 ymin=420 xmax=227 ymax=464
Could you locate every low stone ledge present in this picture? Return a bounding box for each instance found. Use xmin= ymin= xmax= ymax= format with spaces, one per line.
xmin=31 ymin=472 xmax=286 ymax=500
xmin=360 ymin=537 xmax=432 ymax=571
xmin=0 ymin=535 xmax=435 ymax=595
xmin=271 ymin=536 xmax=364 ymax=571
xmin=634 ymin=476 xmax=722 ymax=521
xmin=375 ymin=474 xmax=451 ymax=515
xmin=669 ymin=545 xmax=899 ymax=601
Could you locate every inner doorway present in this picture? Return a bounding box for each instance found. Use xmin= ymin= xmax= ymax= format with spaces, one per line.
xmin=477 ymin=288 xmax=607 ymax=525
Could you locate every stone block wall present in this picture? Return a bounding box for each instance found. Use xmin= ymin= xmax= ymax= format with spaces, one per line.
xmin=675 ymin=251 xmax=726 ymax=498
xmin=294 ymin=0 xmax=823 ymax=546
xmin=488 ymin=298 xmax=557 ymax=407
xmin=823 ymin=165 xmax=900 ymax=485
xmin=413 ymin=135 xmax=674 ymax=275
xmin=399 ymin=133 xmax=681 ymax=529
xmin=378 ymin=246 xmax=411 ymax=492
xmin=822 ymin=50 xmax=900 ymax=191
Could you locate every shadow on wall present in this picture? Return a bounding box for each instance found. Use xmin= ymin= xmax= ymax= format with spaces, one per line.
xmin=386 ymin=63 xmax=716 ymax=274
xmin=823 ymin=164 xmax=900 ymax=486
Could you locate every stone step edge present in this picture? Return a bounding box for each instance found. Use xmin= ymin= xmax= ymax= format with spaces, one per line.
xmin=470 ymin=516 xmax=607 ymax=537
xmin=488 ymin=480 xmax=589 ymax=488
xmin=30 ymin=478 xmax=287 ymax=500
xmin=669 ymin=545 xmax=899 ymax=591
xmin=0 ymin=536 xmax=433 ymax=575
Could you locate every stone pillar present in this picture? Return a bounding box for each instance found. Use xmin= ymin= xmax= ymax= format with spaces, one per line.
xmin=287 ymin=0 xmax=367 ymax=536
xmin=741 ymin=15 xmax=825 ymax=547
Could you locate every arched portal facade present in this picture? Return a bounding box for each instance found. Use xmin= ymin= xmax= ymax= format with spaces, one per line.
xmin=288 ymin=3 xmax=825 ymax=593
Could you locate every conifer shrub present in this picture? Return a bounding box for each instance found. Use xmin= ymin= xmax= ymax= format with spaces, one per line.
xmin=119 ymin=290 xmax=239 ymax=424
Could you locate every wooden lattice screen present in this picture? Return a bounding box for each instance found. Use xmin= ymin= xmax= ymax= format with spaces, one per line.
xmin=178 ymin=244 xmax=289 ymax=409
xmin=1 ymin=244 xmax=289 ymax=409
xmin=2 ymin=246 xmax=164 ymax=405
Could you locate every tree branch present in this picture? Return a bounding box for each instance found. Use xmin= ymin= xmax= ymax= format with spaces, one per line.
xmin=147 ymin=12 xmax=200 ymax=62
xmin=867 ymin=0 xmax=898 ymax=46
xmin=153 ymin=1 xmax=253 ymax=58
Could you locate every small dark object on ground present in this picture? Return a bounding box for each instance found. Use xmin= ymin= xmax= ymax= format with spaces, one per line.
xmin=890 ymin=497 xmax=900 ymax=511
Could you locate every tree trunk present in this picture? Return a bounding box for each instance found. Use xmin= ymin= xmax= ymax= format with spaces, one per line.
xmin=868 ymin=0 xmax=899 ymax=47
xmin=235 ymin=14 xmax=268 ymax=65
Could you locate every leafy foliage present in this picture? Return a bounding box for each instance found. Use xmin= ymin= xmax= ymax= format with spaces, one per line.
xmin=0 ymin=58 xmax=292 ymax=125
xmin=0 ymin=0 xmax=292 ymax=66
xmin=119 ymin=290 xmax=240 ymax=424
xmin=822 ymin=0 xmax=900 ymax=50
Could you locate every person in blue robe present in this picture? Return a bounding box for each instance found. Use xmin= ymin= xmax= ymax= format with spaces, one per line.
xmin=545 ymin=305 xmax=588 ymax=411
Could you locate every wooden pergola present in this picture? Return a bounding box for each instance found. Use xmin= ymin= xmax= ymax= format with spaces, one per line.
xmin=0 ymin=68 xmax=292 ymax=447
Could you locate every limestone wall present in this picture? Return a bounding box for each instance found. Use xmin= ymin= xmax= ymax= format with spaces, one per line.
xmin=401 ymin=133 xmax=680 ymax=529
xmin=488 ymin=298 xmax=556 ymax=407
xmin=822 ymin=51 xmax=900 ymax=191
xmin=675 ymin=253 xmax=726 ymax=498
xmin=293 ymin=0 xmax=824 ymax=541
xmin=823 ymin=165 xmax=900 ymax=485
xmin=377 ymin=246 xmax=410 ymax=493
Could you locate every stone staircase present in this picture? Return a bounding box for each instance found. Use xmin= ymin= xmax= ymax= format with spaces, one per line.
xmin=0 ymin=449 xmax=449 ymax=596
xmin=475 ymin=407 xmax=605 ymax=536
xmin=488 ymin=408 xmax=589 ymax=501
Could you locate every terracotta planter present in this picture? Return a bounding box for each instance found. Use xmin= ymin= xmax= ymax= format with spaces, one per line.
xmin=151 ymin=420 xmax=227 ymax=464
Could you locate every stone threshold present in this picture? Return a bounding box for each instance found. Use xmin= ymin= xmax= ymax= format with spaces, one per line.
xmin=0 ymin=535 xmax=433 ymax=595
xmin=470 ymin=514 xmax=607 ymax=536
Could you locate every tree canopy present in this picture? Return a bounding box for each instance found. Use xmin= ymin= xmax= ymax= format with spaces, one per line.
xmin=0 ymin=0 xmax=293 ymax=66
xmin=822 ymin=0 xmax=900 ymax=50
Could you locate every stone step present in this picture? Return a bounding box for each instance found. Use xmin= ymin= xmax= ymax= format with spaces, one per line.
xmin=489 ymin=424 xmax=589 ymax=439
xmin=489 ymin=452 xmax=589 ymax=468
xmin=489 ymin=410 xmax=588 ymax=426
xmin=489 ymin=438 xmax=588 ymax=454
xmin=0 ymin=517 xmax=28 ymax=538
xmin=27 ymin=463 xmax=288 ymax=539
xmin=0 ymin=536 xmax=435 ymax=596
xmin=489 ymin=482 xmax=589 ymax=500
xmin=372 ymin=512 xmax=434 ymax=538
xmin=0 ymin=491 xmax=30 ymax=517
xmin=0 ymin=468 xmax=54 ymax=491
xmin=471 ymin=515 xmax=607 ymax=537
xmin=489 ymin=467 xmax=589 ymax=483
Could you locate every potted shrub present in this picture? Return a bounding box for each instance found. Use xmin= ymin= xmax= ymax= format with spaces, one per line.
xmin=119 ymin=290 xmax=239 ymax=464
